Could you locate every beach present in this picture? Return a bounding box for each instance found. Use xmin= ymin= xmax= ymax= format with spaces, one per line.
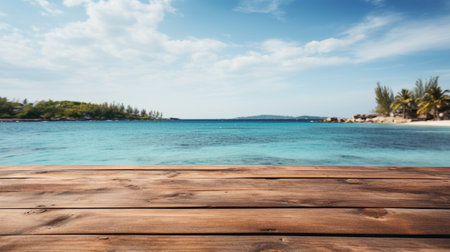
xmin=404 ymin=120 xmax=450 ymax=127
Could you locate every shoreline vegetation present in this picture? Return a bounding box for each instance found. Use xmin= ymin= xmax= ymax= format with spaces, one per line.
xmin=2 ymin=76 xmax=448 ymax=124
xmin=0 ymin=98 xmax=167 ymax=121
xmin=322 ymin=76 xmax=450 ymax=125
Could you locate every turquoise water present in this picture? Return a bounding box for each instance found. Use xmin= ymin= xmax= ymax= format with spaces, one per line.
xmin=0 ymin=120 xmax=449 ymax=166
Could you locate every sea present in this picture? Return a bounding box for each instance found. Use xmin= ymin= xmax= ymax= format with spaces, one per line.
xmin=1 ymin=120 xmax=449 ymax=166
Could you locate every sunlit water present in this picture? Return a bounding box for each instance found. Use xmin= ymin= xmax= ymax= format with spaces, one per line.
xmin=1 ymin=120 xmax=449 ymax=166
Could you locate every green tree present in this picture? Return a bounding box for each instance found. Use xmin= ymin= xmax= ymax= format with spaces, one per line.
xmin=126 ymin=105 xmax=133 ymax=114
xmin=16 ymin=104 xmax=39 ymax=118
xmin=417 ymin=86 xmax=450 ymax=120
xmin=0 ymin=97 xmax=13 ymax=117
xmin=374 ymin=82 xmax=394 ymax=116
xmin=391 ymin=89 xmax=413 ymax=118
xmin=413 ymin=76 xmax=439 ymax=101
xmin=0 ymin=97 xmax=164 ymax=120
xmin=140 ymin=109 xmax=147 ymax=117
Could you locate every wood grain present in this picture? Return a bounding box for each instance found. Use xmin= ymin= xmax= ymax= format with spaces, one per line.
xmin=1 ymin=208 xmax=449 ymax=235
xmin=1 ymin=177 xmax=448 ymax=208
xmin=1 ymin=165 xmax=449 ymax=179
xmin=1 ymin=235 xmax=449 ymax=251
xmin=1 ymin=165 xmax=449 ymax=250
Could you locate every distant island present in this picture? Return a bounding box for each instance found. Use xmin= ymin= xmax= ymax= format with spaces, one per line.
xmin=235 ymin=115 xmax=326 ymax=120
xmin=0 ymin=97 xmax=164 ymax=121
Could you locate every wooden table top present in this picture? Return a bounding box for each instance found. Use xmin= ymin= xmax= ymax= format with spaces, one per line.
xmin=0 ymin=165 xmax=449 ymax=251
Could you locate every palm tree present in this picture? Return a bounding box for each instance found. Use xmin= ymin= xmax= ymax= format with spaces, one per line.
xmin=417 ymin=87 xmax=449 ymax=120
xmin=413 ymin=76 xmax=439 ymax=105
xmin=374 ymin=82 xmax=394 ymax=116
xmin=391 ymin=89 xmax=413 ymax=119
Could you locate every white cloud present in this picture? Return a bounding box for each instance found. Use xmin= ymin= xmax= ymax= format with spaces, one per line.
xmin=63 ymin=0 xmax=91 ymax=7
xmin=2 ymin=2 xmax=449 ymax=77
xmin=40 ymin=0 xmax=223 ymax=67
xmin=213 ymin=47 xmax=350 ymax=77
xmin=1 ymin=1 xmax=450 ymax=117
xmin=212 ymin=15 xmax=397 ymax=75
xmin=0 ymin=23 xmax=41 ymax=67
xmin=4 ymin=3 xmax=448 ymax=82
xmin=355 ymin=16 xmax=450 ymax=61
xmin=166 ymin=38 xmax=227 ymax=54
xmin=25 ymin=0 xmax=63 ymax=16
xmin=345 ymin=15 xmax=399 ymax=37
xmin=0 ymin=12 xmax=8 ymax=17
xmin=304 ymin=15 xmax=398 ymax=54
xmin=234 ymin=0 xmax=291 ymax=19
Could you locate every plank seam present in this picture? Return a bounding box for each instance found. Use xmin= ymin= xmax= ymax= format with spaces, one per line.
xmin=1 ymin=233 xmax=449 ymax=238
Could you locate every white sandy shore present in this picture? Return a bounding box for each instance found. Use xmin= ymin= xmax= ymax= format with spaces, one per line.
xmin=403 ymin=120 xmax=450 ymax=127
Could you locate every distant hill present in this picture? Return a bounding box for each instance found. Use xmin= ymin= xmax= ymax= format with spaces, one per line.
xmin=0 ymin=96 xmax=164 ymax=120
xmin=234 ymin=115 xmax=327 ymax=120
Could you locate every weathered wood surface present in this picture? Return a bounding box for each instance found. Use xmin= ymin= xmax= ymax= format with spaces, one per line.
xmin=1 ymin=235 xmax=449 ymax=251
xmin=0 ymin=165 xmax=449 ymax=251
xmin=1 ymin=208 xmax=449 ymax=235
xmin=1 ymin=165 xmax=449 ymax=179
xmin=1 ymin=178 xmax=449 ymax=208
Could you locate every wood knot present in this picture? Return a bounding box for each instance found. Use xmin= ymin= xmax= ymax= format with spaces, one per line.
xmin=24 ymin=209 xmax=47 ymax=215
xmin=279 ymin=237 xmax=287 ymax=242
xmin=166 ymin=192 xmax=194 ymax=198
xmin=113 ymin=178 xmax=131 ymax=182
xmin=44 ymin=215 xmax=71 ymax=226
xmin=361 ymin=208 xmax=388 ymax=218
xmin=126 ymin=184 xmax=140 ymax=190
xmin=97 ymin=236 xmax=109 ymax=240
xmin=344 ymin=179 xmax=363 ymax=184
xmin=166 ymin=171 xmax=180 ymax=178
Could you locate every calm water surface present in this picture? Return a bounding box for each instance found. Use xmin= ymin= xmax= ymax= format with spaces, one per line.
xmin=1 ymin=120 xmax=449 ymax=166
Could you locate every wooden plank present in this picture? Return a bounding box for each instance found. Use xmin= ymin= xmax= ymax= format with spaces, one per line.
xmin=0 ymin=208 xmax=449 ymax=235
xmin=1 ymin=178 xmax=449 ymax=208
xmin=1 ymin=169 xmax=449 ymax=180
xmin=0 ymin=235 xmax=449 ymax=251
xmin=1 ymin=165 xmax=449 ymax=179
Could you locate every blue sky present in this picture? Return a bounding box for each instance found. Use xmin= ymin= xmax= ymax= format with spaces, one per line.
xmin=1 ymin=0 xmax=450 ymax=118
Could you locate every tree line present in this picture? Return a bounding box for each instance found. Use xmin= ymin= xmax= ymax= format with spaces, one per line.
xmin=374 ymin=76 xmax=449 ymax=120
xmin=0 ymin=98 xmax=164 ymax=120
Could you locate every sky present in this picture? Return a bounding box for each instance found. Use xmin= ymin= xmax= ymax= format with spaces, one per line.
xmin=1 ymin=0 xmax=450 ymax=119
